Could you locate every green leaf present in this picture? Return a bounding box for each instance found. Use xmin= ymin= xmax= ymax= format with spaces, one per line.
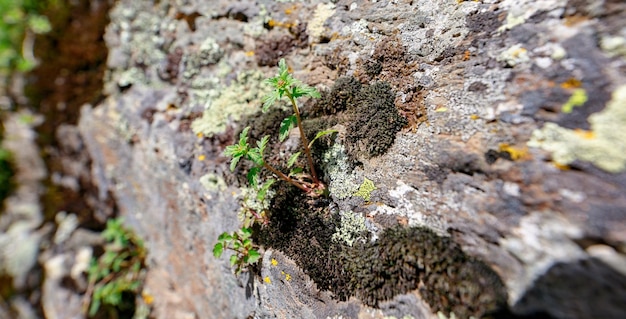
xmin=308 ymin=129 xmax=338 ymax=148
xmin=229 ymin=155 xmax=241 ymax=172
xmin=257 ymin=136 xmax=270 ymax=156
xmin=242 ymin=239 xmax=252 ymax=247
xmin=239 ymin=127 xmax=250 ymax=146
xmin=213 ymin=243 xmax=224 ymax=257
xmin=217 ymin=232 xmax=233 ymax=242
xmin=88 ymin=297 xmax=101 ymax=317
xmin=247 ymin=167 xmax=261 ymax=186
xmin=240 ymin=227 xmax=252 ymax=238
xmin=279 ymin=115 xmax=297 ymax=142
xmin=257 ymin=179 xmax=275 ymax=201
xmin=262 ymin=91 xmax=280 ymax=112
xmin=292 ymin=85 xmax=321 ymax=99
xmin=278 ymin=58 xmax=288 ymax=77
xmin=247 ymin=149 xmax=264 ymax=166
xmin=289 ymin=167 xmax=303 ymax=177
xmin=230 ymin=255 xmax=238 ymax=266
xmin=246 ymin=249 xmax=261 ymax=264
xmin=287 ymin=152 xmax=301 ymax=168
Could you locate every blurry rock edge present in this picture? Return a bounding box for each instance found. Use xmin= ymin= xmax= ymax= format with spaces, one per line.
xmin=53 ymin=0 xmax=626 ymax=318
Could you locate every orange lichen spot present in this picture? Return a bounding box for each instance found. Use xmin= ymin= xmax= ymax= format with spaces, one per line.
xmin=560 ymin=78 xmax=582 ymax=89
xmin=284 ymin=5 xmax=297 ymax=15
xmin=142 ymin=292 xmax=154 ymax=305
xmin=499 ymin=143 xmax=530 ymax=160
xmin=198 ymin=154 xmax=206 ymax=161
xmin=574 ymin=129 xmax=595 ymax=140
xmin=196 ymin=132 xmax=204 ymax=138
xmin=462 ymin=50 xmax=471 ymax=61
xmin=554 ymin=162 xmax=570 ymax=170
xmin=470 ymin=114 xmax=480 ymax=120
xmin=271 ymin=258 xmax=278 ymax=266
xmin=264 ymin=276 xmax=271 ymax=284
xmin=245 ymin=51 xmax=255 ymax=57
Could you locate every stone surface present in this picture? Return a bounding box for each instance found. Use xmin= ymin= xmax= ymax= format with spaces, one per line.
xmin=38 ymin=0 xmax=626 ymax=318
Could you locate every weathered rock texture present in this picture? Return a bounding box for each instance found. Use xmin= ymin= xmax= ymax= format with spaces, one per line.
xmin=47 ymin=0 xmax=626 ymax=318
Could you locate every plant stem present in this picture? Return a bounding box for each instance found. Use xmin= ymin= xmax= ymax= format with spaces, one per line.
xmin=286 ymin=94 xmax=319 ymax=184
xmin=263 ymin=162 xmax=310 ymax=192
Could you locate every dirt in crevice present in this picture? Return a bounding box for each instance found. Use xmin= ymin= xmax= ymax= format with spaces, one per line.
xmin=25 ymin=0 xmax=114 ymax=228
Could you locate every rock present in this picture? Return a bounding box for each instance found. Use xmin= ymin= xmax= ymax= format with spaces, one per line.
xmin=46 ymin=0 xmax=626 ymax=318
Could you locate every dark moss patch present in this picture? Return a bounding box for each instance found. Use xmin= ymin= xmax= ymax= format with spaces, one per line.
xmin=259 ymin=191 xmax=507 ymax=318
xmin=345 ymin=82 xmax=408 ymax=158
xmin=309 ymin=77 xmax=407 ymax=159
xmin=338 ymin=227 xmax=507 ymax=318
xmin=311 ymin=76 xmax=363 ymax=117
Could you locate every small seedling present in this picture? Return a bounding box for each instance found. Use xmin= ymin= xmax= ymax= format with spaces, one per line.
xmin=84 ymin=218 xmax=147 ymax=318
xmin=213 ymin=228 xmax=261 ymax=275
xmin=215 ymin=59 xmax=336 ymax=274
xmin=225 ymin=58 xmax=336 ymax=194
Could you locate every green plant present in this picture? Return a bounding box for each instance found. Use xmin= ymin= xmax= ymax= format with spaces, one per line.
xmin=215 ymin=58 xmax=336 ymax=273
xmin=225 ymin=58 xmax=336 ymax=194
xmin=0 ymin=0 xmax=52 ymax=73
xmin=84 ymin=218 xmax=147 ymax=318
xmin=213 ymin=228 xmax=261 ymax=275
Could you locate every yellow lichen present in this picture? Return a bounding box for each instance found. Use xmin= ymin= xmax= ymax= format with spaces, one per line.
xmin=499 ymin=143 xmax=529 ymax=161
xmin=561 ymin=88 xmax=588 ymax=113
xmin=264 ymin=276 xmax=271 ymax=284
xmin=271 ymin=258 xmax=278 ymax=266
xmin=354 ymin=178 xmax=376 ymax=202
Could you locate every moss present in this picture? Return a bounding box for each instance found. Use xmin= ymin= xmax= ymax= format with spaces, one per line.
xmin=258 ymin=182 xmax=505 ymax=318
xmin=313 ymin=76 xmax=363 ymax=116
xmin=191 ymin=70 xmax=272 ymax=137
xmin=346 ymin=82 xmax=408 ymax=158
xmin=337 ymin=227 xmax=507 ymax=318
xmin=528 ymin=84 xmax=626 ymax=172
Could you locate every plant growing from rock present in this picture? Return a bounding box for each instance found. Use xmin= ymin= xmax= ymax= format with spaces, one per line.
xmin=84 ymin=218 xmax=147 ymax=318
xmin=214 ymin=58 xmax=335 ymax=273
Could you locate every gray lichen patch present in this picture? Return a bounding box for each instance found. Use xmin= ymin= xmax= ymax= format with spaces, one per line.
xmin=191 ymin=70 xmax=273 ymax=137
xmin=331 ymin=211 xmax=367 ymax=247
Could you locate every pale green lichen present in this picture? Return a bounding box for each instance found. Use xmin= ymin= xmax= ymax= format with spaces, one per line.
xmin=497 ymin=44 xmax=530 ymax=67
xmin=528 ymin=84 xmax=626 ymax=173
xmin=354 ymin=177 xmax=376 ymax=202
xmin=321 ymin=143 xmax=360 ymax=199
xmin=331 ymin=211 xmax=367 ymax=247
xmin=561 ymin=89 xmax=588 ymax=113
xmin=191 ymin=70 xmax=273 ymax=137
xmin=199 ymin=173 xmax=227 ymax=192
xmin=307 ymin=3 xmax=335 ymax=42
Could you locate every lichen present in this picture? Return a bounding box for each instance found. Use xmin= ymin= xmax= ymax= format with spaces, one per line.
xmin=307 ymin=3 xmax=335 ymax=42
xmin=528 ymin=84 xmax=626 ymax=173
xmin=331 ymin=211 xmax=367 ymax=247
xmin=353 ymin=177 xmax=376 ymax=202
xmin=561 ymin=88 xmax=588 ymax=113
xmin=191 ymin=70 xmax=272 ymax=137
xmin=199 ymin=173 xmax=227 ymax=192
xmin=321 ymin=142 xmax=360 ymax=199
